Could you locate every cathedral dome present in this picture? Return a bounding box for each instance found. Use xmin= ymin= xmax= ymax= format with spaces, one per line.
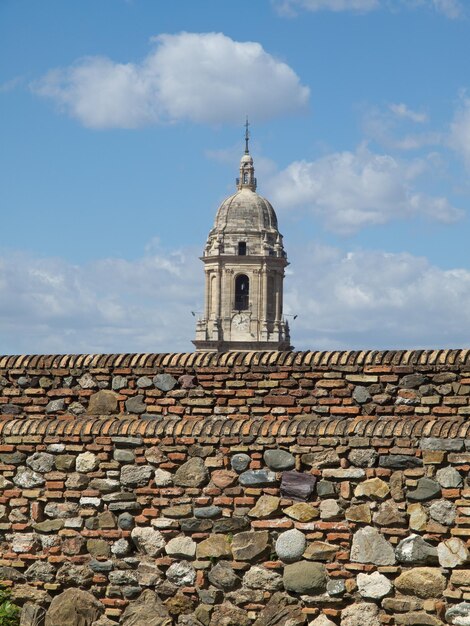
xmin=214 ymin=188 xmax=279 ymax=234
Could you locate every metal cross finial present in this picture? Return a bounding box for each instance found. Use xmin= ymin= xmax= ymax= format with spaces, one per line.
xmin=244 ymin=117 xmax=250 ymax=154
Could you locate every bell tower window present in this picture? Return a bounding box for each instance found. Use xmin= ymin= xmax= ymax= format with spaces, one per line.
xmin=235 ymin=274 xmax=249 ymax=310
xmin=238 ymin=241 xmax=247 ymax=256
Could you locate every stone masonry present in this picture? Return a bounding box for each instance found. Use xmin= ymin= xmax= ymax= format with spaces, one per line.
xmin=1 ymin=349 xmax=470 ymax=624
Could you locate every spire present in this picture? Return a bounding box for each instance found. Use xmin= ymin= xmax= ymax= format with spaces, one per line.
xmin=237 ymin=118 xmax=256 ymax=191
xmin=244 ymin=117 xmax=250 ymax=155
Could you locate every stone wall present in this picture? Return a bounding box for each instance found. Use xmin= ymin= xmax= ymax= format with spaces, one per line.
xmin=1 ymin=350 xmax=470 ymax=625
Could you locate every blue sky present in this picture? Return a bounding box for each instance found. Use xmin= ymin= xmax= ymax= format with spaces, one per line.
xmin=2 ymin=0 xmax=470 ymax=354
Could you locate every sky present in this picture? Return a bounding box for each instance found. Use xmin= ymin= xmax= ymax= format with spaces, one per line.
xmin=2 ymin=0 xmax=470 ymax=355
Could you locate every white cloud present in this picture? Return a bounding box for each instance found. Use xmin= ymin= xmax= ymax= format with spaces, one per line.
xmin=389 ymin=103 xmax=428 ymax=124
xmin=0 ymin=245 xmax=202 ymax=355
xmin=287 ymin=244 xmax=470 ymax=350
xmin=362 ymin=104 xmax=442 ymax=152
xmin=2 ymin=243 xmax=470 ymax=354
xmin=32 ymin=32 xmax=309 ymax=129
xmin=275 ymin=0 xmax=464 ymax=17
xmin=449 ymin=97 xmax=470 ymax=168
xmin=275 ymin=0 xmax=378 ymax=14
xmin=266 ymin=145 xmax=462 ymax=234
xmin=429 ymin=0 xmax=463 ymax=19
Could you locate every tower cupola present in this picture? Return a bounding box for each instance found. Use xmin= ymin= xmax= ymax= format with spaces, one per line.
xmin=193 ymin=122 xmax=292 ymax=352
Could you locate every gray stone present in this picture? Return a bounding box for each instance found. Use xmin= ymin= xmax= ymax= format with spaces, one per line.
xmin=135 ymin=560 xmax=162 ymax=587
xmin=45 ymin=398 xmax=65 ymax=413
xmin=283 ymin=561 xmax=327 ymax=594
xmin=174 ymin=457 xmax=209 ymax=487
xmin=446 ymin=603 xmax=470 ymax=626
xmin=182 ymin=518 xmax=213 ymax=533
xmin=33 ymin=519 xmax=64 ymax=532
xmin=45 ymin=588 xmax=102 ymax=626
xmin=137 ymin=376 xmax=153 ymax=388
xmin=379 ymin=455 xmax=422 ymax=469
xmin=89 ymin=478 xmax=120 ymax=492
xmin=275 ymin=529 xmax=306 ymax=562
xmin=20 ymin=603 xmax=46 ymax=626
xmin=252 ymin=592 xmax=305 ymax=626
xmin=166 ymin=561 xmax=196 ymax=587
xmin=323 ymin=468 xmax=365 ymax=479
xmin=56 ymin=563 xmax=93 ymax=586
xmin=165 ymin=536 xmax=196 ymax=559
xmin=90 ymin=559 xmax=113 ymax=572
xmin=25 ymin=560 xmax=55 ymax=582
xmin=44 ymin=501 xmax=79 ymax=518
xmin=26 ymin=452 xmax=54 ymax=473
xmin=407 ymin=478 xmax=441 ymax=502
xmin=399 ymin=374 xmax=427 ymax=388
xmin=243 ymin=566 xmax=283 ymax=591
xmin=348 ymin=449 xmax=377 ymax=468
xmin=120 ymin=589 xmax=171 ymax=626
xmin=263 ymin=449 xmax=295 ymax=471
xmin=112 ymin=375 xmax=127 ymax=390
xmin=208 ymin=561 xmax=240 ymax=590
xmin=239 ymin=469 xmax=276 ymax=486
xmin=317 ymin=480 xmax=335 ymax=497
xmin=351 ymin=526 xmax=396 ymax=565
xmin=69 ymin=401 xmax=85 ymax=415
xmin=76 ymin=451 xmax=99 ymax=473
xmin=209 ymin=602 xmax=250 ymax=626
xmin=65 ymin=473 xmax=90 ymax=489
xmin=118 ymin=512 xmax=135 ymax=530
xmin=0 ymin=451 xmax=26 ymax=464
xmin=78 ymin=373 xmax=97 ymax=389
xmin=231 ymin=453 xmax=251 ymax=472
xmin=114 ymin=449 xmax=135 ymax=463
xmin=327 ymin=579 xmax=346 ymax=596
xmin=121 ymin=464 xmax=153 ymax=486
xmin=194 ymin=506 xmax=221 ymax=519
xmin=0 ymin=403 xmax=21 ymax=415
xmin=231 ymin=531 xmax=269 ymax=561
xmin=420 ymin=437 xmax=464 ymax=451
xmin=341 ymin=603 xmax=380 ymax=626
xmin=109 ymin=570 xmax=138 ymax=585
xmin=88 ymin=389 xmax=118 ymax=415
xmin=353 ymin=385 xmax=371 ymax=404
xmin=320 ymin=498 xmax=342 ymax=520
xmin=429 ymin=499 xmax=456 ymax=525
xmin=357 ymin=571 xmax=392 ymax=599
xmin=154 ymin=468 xmax=173 ymax=486
xmin=312 ymin=617 xmax=336 ymax=626
xmin=131 ymin=526 xmax=166 ymax=556
xmin=154 ymin=373 xmax=178 ymax=391
xmin=213 ymin=516 xmax=250 ymax=533
xmin=301 ymin=449 xmax=340 ymax=468
xmin=436 ymin=466 xmax=463 ymax=488
xmin=395 ymin=534 xmax=438 ymax=565
xmin=14 ymin=467 xmax=45 ymax=488
xmin=189 ymin=444 xmax=214 ymax=458
xmin=112 ymin=538 xmax=131 ymax=557
xmin=437 ymin=537 xmax=469 ymax=568
xmin=126 ymin=394 xmax=147 ymax=414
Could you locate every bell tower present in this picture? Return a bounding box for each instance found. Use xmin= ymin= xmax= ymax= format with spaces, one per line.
xmin=193 ymin=122 xmax=292 ymax=352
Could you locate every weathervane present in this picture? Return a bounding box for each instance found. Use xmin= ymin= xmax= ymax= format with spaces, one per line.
xmin=244 ymin=116 xmax=250 ymax=154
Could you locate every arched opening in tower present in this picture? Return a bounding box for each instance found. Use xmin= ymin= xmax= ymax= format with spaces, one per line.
xmin=235 ymin=274 xmax=249 ymax=310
